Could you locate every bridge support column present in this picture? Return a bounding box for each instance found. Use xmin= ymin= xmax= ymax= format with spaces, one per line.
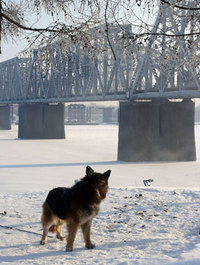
xmin=18 ymin=103 xmax=65 ymax=139
xmin=118 ymin=99 xmax=196 ymax=161
xmin=0 ymin=105 xmax=11 ymax=130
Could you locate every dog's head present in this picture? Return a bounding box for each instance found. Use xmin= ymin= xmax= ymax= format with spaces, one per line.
xmin=85 ymin=165 xmax=111 ymax=200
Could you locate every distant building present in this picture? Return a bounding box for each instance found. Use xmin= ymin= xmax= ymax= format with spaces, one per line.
xmin=65 ymin=104 xmax=118 ymax=124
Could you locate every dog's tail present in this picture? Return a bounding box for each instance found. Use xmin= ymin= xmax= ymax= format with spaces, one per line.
xmin=49 ymin=225 xmax=57 ymax=233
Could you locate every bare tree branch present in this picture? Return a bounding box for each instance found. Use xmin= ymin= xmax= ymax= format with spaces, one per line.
xmin=2 ymin=12 xmax=68 ymax=33
xmin=105 ymin=0 xmax=116 ymax=60
xmin=1 ymin=0 xmax=200 ymax=75
xmin=127 ymin=30 xmax=200 ymax=39
xmin=161 ymin=0 xmax=200 ymax=11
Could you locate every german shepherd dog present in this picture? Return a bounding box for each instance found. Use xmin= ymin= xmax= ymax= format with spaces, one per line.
xmin=40 ymin=166 xmax=111 ymax=251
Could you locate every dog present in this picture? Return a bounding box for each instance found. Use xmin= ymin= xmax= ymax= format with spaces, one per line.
xmin=40 ymin=165 xmax=111 ymax=251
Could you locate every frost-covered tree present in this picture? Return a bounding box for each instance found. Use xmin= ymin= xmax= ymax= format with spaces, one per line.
xmin=1 ymin=0 xmax=200 ymax=68
xmin=1 ymin=0 xmax=104 ymax=54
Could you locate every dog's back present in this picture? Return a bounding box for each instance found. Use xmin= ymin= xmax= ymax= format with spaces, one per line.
xmin=46 ymin=187 xmax=72 ymax=220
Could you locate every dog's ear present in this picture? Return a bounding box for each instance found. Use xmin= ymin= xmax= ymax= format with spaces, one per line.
xmin=86 ymin=165 xmax=94 ymax=175
xmin=103 ymin=170 xmax=111 ymax=180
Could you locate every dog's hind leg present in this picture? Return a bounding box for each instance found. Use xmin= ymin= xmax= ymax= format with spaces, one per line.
xmin=40 ymin=202 xmax=56 ymax=245
xmin=81 ymin=220 xmax=95 ymax=249
xmin=41 ymin=227 xmax=49 ymax=245
xmin=40 ymin=219 xmax=56 ymax=245
xmin=56 ymin=224 xmax=65 ymax=241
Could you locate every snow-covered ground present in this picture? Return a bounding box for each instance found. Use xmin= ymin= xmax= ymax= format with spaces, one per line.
xmin=1 ymin=125 xmax=200 ymax=264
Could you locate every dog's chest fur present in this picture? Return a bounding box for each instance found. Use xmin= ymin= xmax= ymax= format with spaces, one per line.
xmin=78 ymin=205 xmax=99 ymax=225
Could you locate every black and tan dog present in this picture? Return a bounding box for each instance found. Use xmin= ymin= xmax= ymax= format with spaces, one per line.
xmin=40 ymin=166 xmax=111 ymax=251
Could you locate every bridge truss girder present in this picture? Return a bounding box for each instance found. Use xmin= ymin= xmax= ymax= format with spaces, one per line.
xmin=0 ymin=47 xmax=133 ymax=104
xmin=130 ymin=0 xmax=200 ymax=100
xmin=0 ymin=1 xmax=200 ymax=104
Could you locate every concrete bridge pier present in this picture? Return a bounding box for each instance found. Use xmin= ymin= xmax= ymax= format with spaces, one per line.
xmin=118 ymin=99 xmax=196 ymax=161
xmin=18 ymin=103 xmax=65 ymax=139
xmin=0 ymin=105 xmax=11 ymax=130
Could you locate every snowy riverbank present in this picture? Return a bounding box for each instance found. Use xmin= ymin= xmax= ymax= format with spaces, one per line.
xmin=1 ymin=125 xmax=200 ymax=264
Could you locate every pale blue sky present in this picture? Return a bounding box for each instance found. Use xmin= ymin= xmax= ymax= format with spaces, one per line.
xmin=0 ymin=39 xmax=27 ymax=62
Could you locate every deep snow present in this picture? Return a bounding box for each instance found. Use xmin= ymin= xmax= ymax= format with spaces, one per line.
xmin=1 ymin=125 xmax=200 ymax=264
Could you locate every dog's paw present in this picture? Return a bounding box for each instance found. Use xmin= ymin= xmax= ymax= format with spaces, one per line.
xmin=40 ymin=239 xmax=47 ymax=245
xmin=86 ymin=243 xmax=95 ymax=249
xmin=57 ymin=235 xmax=65 ymax=241
xmin=66 ymin=245 xmax=73 ymax=252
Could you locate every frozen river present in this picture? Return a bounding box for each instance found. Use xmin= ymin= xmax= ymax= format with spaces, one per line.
xmin=1 ymin=124 xmax=200 ymax=193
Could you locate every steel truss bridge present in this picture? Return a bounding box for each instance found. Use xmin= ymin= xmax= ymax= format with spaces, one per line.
xmin=0 ymin=2 xmax=200 ymax=104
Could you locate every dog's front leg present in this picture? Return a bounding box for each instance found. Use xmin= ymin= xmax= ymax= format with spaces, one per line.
xmin=66 ymin=219 xmax=79 ymax=252
xmin=81 ymin=220 xmax=95 ymax=249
